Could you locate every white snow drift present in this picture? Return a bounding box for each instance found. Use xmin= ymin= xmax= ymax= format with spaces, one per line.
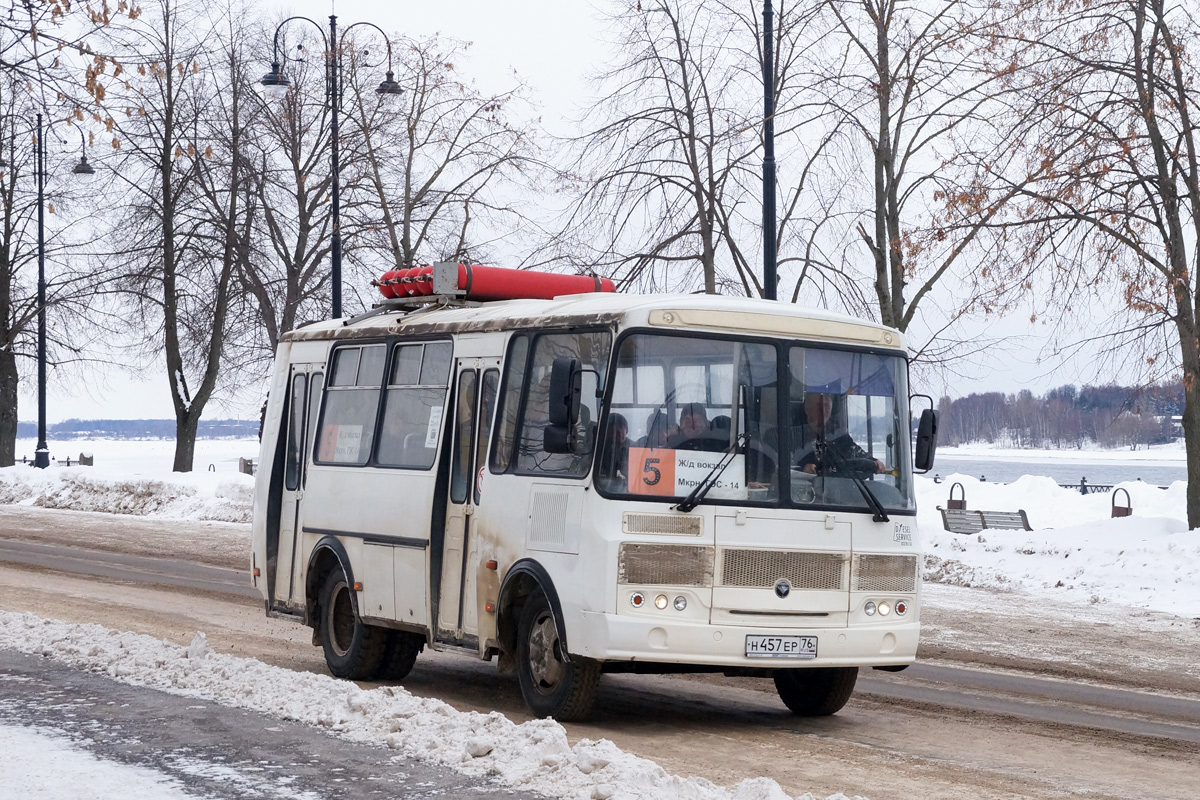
xmin=0 ymin=613 xmax=859 ymax=800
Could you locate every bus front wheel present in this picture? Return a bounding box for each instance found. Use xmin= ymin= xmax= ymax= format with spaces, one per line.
xmin=319 ymin=567 xmax=386 ymax=680
xmin=773 ymin=667 xmax=858 ymax=716
xmin=516 ymin=592 xmax=600 ymax=721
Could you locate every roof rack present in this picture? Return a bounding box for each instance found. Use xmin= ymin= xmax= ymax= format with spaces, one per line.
xmin=341 ymin=294 xmax=479 ymax=327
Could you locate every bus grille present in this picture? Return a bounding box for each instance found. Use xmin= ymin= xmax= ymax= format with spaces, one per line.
xmin=618 ymin=544 xmax=713 ymax=586
xmin=719 ymin=549 xmax=845 ymax=590
xmin=852 ymin=554 xmax=918 ymax=593
xmin=622 ymin=512 xmax=703 ymax=536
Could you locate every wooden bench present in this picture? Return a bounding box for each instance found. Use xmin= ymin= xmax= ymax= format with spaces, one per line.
xmin=938 ymin=507 xmax=1032 ymax=534
xmin=937 ymin=481 xmax=1032 ymax=534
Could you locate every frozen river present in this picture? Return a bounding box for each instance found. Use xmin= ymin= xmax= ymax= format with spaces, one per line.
xmin=932 ymin=454 xmax=1187 ymax=487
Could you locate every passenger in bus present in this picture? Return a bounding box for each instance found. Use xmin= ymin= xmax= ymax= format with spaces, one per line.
xmin=639 ymin=410 xmax=674 ymax=449
xmin=796 ymin=392 xmax=885 ymax=474
xmin=671 ymin=402 xmax=726 ymax=451
xmin=597 ymin=412 xmax=630 ymax=489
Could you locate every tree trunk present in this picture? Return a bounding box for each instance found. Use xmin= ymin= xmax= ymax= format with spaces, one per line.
xmin=172 ymin=410 xmax=199 ymax=473
xmin=0 ymin=345 xmax=16 ymax=467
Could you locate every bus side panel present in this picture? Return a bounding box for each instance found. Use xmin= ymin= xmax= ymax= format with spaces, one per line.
xmin=302 ymin=465 xmax=436 ymax=628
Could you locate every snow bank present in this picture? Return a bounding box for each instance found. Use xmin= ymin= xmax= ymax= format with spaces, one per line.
xmin=917 ymin=475 xmax=1200 ymax=616
xmin=0 ymin=465 xmax=253 ymax=523
xmin=0 ymin=613 xmax=862 ymax=800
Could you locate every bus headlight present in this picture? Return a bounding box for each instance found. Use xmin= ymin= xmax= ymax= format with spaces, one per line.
xmin=654 ymin=594 xmax=669 ymax=610
xmin=878 ymin=602 xmax=891 ymax=616
xmin=673 ymin=596 xmax=687 ymax=611
xmin=864 ymin=601 xmax=877 ymax=616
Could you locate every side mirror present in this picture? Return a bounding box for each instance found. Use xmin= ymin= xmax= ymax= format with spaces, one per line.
xmin=914 ymin=408 xmax=939 ymax=472
xmin=548 ymin=356 xmax=581 ymax=427
xmin=544 ymin=356 xmax=581 ymax=454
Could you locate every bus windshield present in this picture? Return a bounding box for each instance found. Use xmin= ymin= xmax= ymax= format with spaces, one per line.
xmin=594 ymin=333 xmax=914 ymax=513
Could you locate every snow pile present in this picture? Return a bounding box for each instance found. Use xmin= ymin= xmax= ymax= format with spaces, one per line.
xmin=1 ymin=724 xmax=200 ymax=800
xmin=0 ymin=614 xmax=861 ymax=800
xmin=0 ymin=465 xmax=254 ymax=523
xmin=917 ymin=475 xmax=1200 ymax=616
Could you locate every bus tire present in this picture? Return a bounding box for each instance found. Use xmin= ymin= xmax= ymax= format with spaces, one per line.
xmin=773 ymin=667 xmax=858 ymax=716
xmin=375 ymin=630 xmax=423 ymax=681
xmin=319 ymin=567 xmax=386 ymax=680
xmin=516 ymin=592 xmax=600 ymax=721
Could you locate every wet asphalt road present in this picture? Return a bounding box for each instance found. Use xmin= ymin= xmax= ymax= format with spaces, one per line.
xmin=0 ymin=648 xmax=542 ymax=800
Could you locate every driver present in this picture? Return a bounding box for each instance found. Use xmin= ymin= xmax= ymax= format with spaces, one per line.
xmin=796 ymin=392 xmax=885 ymax=475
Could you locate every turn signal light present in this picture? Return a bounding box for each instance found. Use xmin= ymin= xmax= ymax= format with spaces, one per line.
xmin=485 ymin=601 xmax=495 ymax=613
xmin=252 ymin=567 xmax=260 ymax=577
xmin=630 ymin=592 xmax=645 ymax=608
xmin=895 ymin=600 xmax=908 ymax=616
xmin=485 ymin=560 xmax=497 ymax=571
xmin=352 ymin=582 xmax=363 ymax=592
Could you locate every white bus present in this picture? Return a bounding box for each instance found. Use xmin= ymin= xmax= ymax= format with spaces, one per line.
xmin=251 ymin=265 xmax=939 ymax=721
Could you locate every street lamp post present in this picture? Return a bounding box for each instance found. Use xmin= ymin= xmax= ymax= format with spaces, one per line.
xmin=762 ymin=0 xmax=778 ymax=302
xmin=261 ymin=15 xmax=402 ymax=320
xmin=0 ymin=113 xmax=94 ymax=468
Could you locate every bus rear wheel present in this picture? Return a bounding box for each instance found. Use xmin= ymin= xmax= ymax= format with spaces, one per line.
xmin=516 ymin=592 xmax=600 ymax=721
xmin=773 ymin=667 xmax=858 ymax=716
xmin=375 ymin=630 xmax=423 ymax=681
xmin=319 ymin=567 xmax=386 ymax=680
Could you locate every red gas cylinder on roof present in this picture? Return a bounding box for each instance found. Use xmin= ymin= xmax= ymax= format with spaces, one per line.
xmin=375 ymin=263 xmax=615 ymax=301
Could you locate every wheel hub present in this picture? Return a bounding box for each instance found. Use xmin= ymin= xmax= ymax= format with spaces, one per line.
xmin=527 ymin=612 xmax=564 ymax=694
xmin=329 ymin=582 xmax=354 ymax=657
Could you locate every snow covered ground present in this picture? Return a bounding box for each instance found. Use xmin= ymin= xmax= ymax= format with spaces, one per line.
xmin=1 ymin=438 xmax=257 ymax=522
xmin=1 ymin=438 xmax=1198 ymax=799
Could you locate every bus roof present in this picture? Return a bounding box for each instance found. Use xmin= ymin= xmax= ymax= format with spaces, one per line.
xmin=281 ymin=293 xmax=905 ymax=352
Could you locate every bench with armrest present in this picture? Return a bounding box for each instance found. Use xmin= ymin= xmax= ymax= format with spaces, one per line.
xmin=937 ymin=482 xmax=1032 ymax=534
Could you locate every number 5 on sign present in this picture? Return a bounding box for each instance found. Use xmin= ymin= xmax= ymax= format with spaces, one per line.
xmin=628 ymin=447 xmax=675 ymax=496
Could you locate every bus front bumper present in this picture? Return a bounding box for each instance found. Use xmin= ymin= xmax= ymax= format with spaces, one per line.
xmin=575 ymin=611 xmax=918 ymax=668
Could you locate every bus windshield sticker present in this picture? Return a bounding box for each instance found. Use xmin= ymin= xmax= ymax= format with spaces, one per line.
xmin=627 ymin=447 xmax=747 ymax=500
xmin=425 ymin=406 xmax=444 ymax=448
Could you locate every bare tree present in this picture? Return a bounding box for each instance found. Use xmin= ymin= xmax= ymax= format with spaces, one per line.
xmin=563 ymin=0 xmax=753 ymax=294
xmin=1000 ymin=0 xmax=1200 ymax=525
xmin=93 ymin=0 xmax=238 ymax=471
xmin=342 ymin=33 xmax=540 ymax=279
xmin=803 ymin=0 xmax=1041 ymax=351
xmin=241 ymin=27 xmax=333 ymax=354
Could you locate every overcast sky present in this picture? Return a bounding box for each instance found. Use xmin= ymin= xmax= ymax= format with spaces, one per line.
xmin=17 ymin=0 xmax=1096 ymax=425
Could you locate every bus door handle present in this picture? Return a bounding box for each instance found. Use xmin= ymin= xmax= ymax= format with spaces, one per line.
xmin=464 ymin=505 xmax=474 ymax=516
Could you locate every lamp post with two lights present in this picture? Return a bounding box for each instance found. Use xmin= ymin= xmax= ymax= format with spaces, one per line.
xmin=260 ymin=14 xmax=402 ymax=320
xmin=0 ymin=112 xmax=94 ymax=467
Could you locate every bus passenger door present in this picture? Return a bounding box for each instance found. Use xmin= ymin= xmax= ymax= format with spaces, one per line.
xmin=273 ymin=364 xmax=323 ymax=611
xmin=437 ymin=362 xmax=499 ymax=644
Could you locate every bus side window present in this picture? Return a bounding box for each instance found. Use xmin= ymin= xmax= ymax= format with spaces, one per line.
xmin=475 ymin=369 xmax=499 ymax=503
xmin=376 ymin=341 xmax=453 ymax=469
xmin=490 ymin=334 xmax=529 ymax=473
xmin=284 ymin=373 xmax=307 ymax=491
xmin=315 ymin=345 xmax=385 ymax=465
xmin=516 ymin=330 xmax=612 ymax=477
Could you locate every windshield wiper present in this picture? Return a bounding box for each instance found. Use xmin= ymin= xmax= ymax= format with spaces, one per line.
xmin=675 ymin=433 xmax=747 ymax=513
xmin=849 ymin=474 xmax=888 ymax=522
xmin=819 ymin=446 xmax=889 ymax=523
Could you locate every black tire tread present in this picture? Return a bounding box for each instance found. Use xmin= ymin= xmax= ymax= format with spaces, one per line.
xmin=374 ymin=630 xmax=423 ymax=681
xmin=773 ymin=667 xmax=858 ymax=716
xmin=320 ymin=569 xmax=387 ymax=681
xmin=553 ymin=657 xmax=602 ymax=722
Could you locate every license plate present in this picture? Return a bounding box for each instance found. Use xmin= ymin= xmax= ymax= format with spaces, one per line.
xmin=745 ymin=635 xmax=817 ymax=659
